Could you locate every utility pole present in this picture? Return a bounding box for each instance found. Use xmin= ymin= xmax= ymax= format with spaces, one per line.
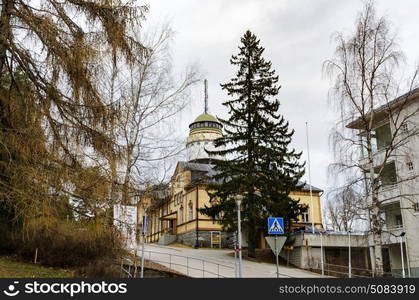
xmin=235 ymin=195 xmax=243 ymax=278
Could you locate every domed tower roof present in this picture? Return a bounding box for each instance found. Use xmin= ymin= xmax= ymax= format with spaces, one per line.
xmin=193 ymin=113 xmax=219 ymax=123
xmin=189 ymin=113 xmax=222 ymax=135
xmin=186 ymin=79 xmax=224 ymax=164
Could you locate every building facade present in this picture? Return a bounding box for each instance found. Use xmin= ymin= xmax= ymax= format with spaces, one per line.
xmin=347 ymin=88 xmax=419 ymax=277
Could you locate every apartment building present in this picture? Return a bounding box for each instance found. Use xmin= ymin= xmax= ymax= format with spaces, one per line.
xmin=346 ymin=88 xmax=419 ymax=277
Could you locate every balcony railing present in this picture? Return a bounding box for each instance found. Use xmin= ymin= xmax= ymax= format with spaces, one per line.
xmin=385 ymin=224 xmax=404 ymax=231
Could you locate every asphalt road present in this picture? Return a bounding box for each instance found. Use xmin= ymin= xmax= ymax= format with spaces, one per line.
xmin=132 ymin=243 xmax=327 ymax=278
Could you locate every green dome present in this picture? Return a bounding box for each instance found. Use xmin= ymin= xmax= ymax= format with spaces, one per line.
xmin=193 ymin=113 xmax=219 ymax=123
xmin=189 ymin=113 xmax=222 ymax=135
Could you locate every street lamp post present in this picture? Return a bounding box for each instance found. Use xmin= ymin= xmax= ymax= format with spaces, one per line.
xmin=400 ymin=232 xmax=406 ymax=278
xmin=140 ymin=206 xmax=149 ymax=279
xmin=235 ymin=195 xmax=243 ymax=278
xmin=233 ymin=231 xmax=238 ymax=278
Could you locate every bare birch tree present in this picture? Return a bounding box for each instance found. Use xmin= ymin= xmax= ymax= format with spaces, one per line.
xmin=324 ymin=1 xmax=419 ymax=276
xmin=105 ymin=24 xmax=199 ymax=205
xmin=325 ymin=185 xmax=367 ymax=232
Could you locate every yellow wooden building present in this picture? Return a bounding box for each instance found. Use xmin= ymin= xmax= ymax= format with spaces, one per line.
xmin=138 ymin=97 xmax=323 ymax=248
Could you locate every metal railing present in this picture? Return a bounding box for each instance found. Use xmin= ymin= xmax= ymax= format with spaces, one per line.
xmin=121 ymin=250 xmax=235 ymax=278
xmin=121 ymin=257 xmax=136 ymax=278
xmin=307 ymin=260 xmax=402 ymax=278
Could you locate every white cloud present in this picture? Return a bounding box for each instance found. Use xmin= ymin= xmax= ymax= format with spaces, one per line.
xmin=142 ymin=0 xmax=419 ymax=193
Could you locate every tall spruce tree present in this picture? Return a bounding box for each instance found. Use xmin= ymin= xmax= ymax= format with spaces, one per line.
xmin=202 ymin=30 xmax=306 ymax=257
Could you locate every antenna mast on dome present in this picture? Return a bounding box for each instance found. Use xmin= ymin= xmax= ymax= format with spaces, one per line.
xmin=204 ymin=79 xmax=208 ymax=114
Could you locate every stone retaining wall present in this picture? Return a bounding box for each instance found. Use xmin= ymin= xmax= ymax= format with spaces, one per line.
xmin=176 ymin=230 xmax=235 ymax=248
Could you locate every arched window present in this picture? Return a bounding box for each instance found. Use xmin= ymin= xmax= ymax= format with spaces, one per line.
xmin=188 ymin=201 xmax=193 ymax=221
xmin=179 ymin=205 xmax=184 ymax=224
xmin=154 ymin=215 xmax=159 ymax=233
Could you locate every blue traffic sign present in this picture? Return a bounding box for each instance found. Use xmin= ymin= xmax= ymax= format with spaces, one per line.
xmin=268 ymin=217 xmax=284 ymax=234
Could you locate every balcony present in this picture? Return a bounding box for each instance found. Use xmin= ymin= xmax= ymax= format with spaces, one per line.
xmin=363 ymin=161 xmax=400 ymax=204
xmin=378 ymin=183 xmax=400 ymax=204
xmin=358 ymin=122 xmax=393 ymax=165
xmin=381 ymin=203 xmax=404 ymax=245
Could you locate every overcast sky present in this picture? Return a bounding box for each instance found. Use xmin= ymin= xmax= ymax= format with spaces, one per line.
xmin=141 ymin=0 xmax=419 ymax=198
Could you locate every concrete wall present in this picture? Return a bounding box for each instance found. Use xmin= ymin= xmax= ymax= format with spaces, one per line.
xmin=177 ymin=230 xmax=235 ymax=248
xmin=280 ymin=247 xmax=303 ymax=268
xmin=301 ymin=233 xmax=369 ymax=248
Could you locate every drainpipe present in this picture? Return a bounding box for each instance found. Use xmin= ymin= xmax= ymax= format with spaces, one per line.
xmin=195 ymin=186 xmax=199 ymax=248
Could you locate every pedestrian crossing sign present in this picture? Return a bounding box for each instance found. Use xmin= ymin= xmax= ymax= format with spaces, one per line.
xmin=268 ymin=217 xmax=284 ymax=234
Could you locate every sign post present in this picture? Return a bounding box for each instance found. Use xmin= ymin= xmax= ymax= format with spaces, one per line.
xmin=275 ymin=235 xmax=279 ymax=277
xmin=140 ymin=215 xmax=148 ymax=278
xmin=233 ymin=231 xmax=238 ymax=278
xmin=267 ymin=217 xmax=286 ymax=278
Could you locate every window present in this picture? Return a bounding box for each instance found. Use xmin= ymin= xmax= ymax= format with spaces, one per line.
xmin=188 ymin=201 xmax=193 ymax=221
xmin=179 ymin=205 xmax=184 ymax=224
xmin=302 ymin=209 xmax=309 ymax=223
xmin=413 ymin=203 xmax=419 ymax=213
xmin=374 ymin=123 xmax=392 ymax=151
xmin=384 ymin=203 xmax=403 ymax=229
xmin=359 ymin=123 xmax=392 ymax=157
xmin=375 ymin=161 xmax=397 ymax=187
xmin=154 ymin=215 xmax=159 ymax=233
xmin=174 ymin=192 xmax=182 ymax=206
xmin=407 ymin=161 xmax=414 ymax=172
xmin=395 ymin=214 xmax=403 ymax=227
xmin=400 ymin=122 xmax=408 ymax=134
xmin=359 ymin=133 xmax=377 ymax=157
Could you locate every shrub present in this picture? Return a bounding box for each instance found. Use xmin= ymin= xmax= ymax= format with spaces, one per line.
xmin=1 ymin=218 xmax=126 ymax=277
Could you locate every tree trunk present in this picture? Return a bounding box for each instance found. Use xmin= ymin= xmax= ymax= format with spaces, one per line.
xmin=371 ymin=197 xmax=384 ymax=276
xmin=367 ymin=132 xmax=384 ymax=277
xmin=247 ymin=218 xmax=257 ymax=258
xmin=0 ymin=0 xmax=12 ymax=76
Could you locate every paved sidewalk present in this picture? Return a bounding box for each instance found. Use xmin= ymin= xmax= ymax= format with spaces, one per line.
xmin=133 ymin=243 xmax=326 ymax=278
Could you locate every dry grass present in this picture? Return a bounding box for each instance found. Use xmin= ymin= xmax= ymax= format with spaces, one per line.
xmin=0 ymin=256 xmax=74 ymax=278
xmin=143 ymin=260 xmax=189 ymax=277
xmin=1 ymin=220 xmax=125 ymax=277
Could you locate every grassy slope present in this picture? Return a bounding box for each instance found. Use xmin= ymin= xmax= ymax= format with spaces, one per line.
xmin=0 ymin=256 xmax=73 ymax=278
